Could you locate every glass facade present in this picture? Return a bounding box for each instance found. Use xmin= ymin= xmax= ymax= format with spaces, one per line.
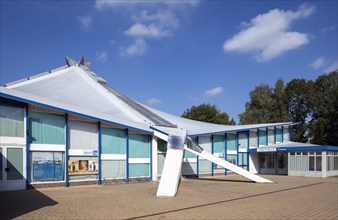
xmin=101 ymin=128 xmax=126 ymax=154
xmin=29 ymin=111 xmax=65 ymax=144
xmin=0 ymin=105 xmax=24 ymax=137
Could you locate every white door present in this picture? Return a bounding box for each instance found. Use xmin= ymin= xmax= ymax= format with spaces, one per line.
xmin=1 ymin=146 xmax=26 ymax=191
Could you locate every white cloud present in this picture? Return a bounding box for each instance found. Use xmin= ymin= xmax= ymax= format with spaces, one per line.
xmin=223 ymin=4 xmax=315 ymax=62
xmin=96 ymin=51 xmax=107 ymax=62
xmin=147 ymin=98 xmax=162 ymax=106
xmin=204 ymin=87 xmax=224 ymax=97
xmin=324 ymin=60 xmax=338 ymax=73
xmin=120 ymin=38 xmax=147 ymax=56
xmin=125 ymin=23 xmax=169 ymax=38
xmin=310 ymin=57 xmax=325 ymax=69
xmin=95 ymin=0 xmax=197 ymax=57
xmin=78 ymin=15 xmax=92 ymax=31
xmin=319 ymin=25 xmax=337 ymax=34
xmin=132 ymin=10 xmax=179 ymax=29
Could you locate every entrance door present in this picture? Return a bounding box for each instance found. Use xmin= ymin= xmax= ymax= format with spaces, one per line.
xmin=0 ymin=146 xmax=26 ymax=191
xmin=277 ymin=153 xmax=288 ymax=175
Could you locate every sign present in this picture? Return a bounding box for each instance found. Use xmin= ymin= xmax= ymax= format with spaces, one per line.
xmin=277 ymin=148 xmax=287 ymax=151
xmin=83 ymin=150 xmax=98 ymax=156
xmin=68 ymin=159 xmax=98 ymax=176
xmin=257 ymin=147 xmax=277 ymax=152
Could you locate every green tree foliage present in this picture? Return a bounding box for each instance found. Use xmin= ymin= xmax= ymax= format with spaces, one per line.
xmin=284 ymin=79 xmax=311 ymax=143
xmin=182 ymin=104 xmax=236 ymax=125
xmin=239 ymin=71 xmax=338 ymax=146
xmin=307 ymin=72 xmax=338 ymax=145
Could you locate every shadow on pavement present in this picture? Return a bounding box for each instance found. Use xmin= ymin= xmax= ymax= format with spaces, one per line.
xmin=0 ymin=189 xmax=58 ymax=220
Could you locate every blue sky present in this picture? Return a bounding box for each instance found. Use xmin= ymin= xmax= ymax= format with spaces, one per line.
xmin=1 ymin=1 xmax=337 ymax=123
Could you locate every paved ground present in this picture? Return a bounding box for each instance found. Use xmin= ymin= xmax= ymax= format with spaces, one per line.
xmin=0 ymin=175 xmax=337 ymax=220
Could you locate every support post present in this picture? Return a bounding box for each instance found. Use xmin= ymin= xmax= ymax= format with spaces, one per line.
xmin=25 ymin=108 xmax=30 ymax=190
xmin=125 ymin=128 xmax=129 ymax=183
xmin=150 ymin=135 xmax=153 ymax=181
xmin=196 ymin=136 xmax=199 ymax=178
xmin=247 ymin=130 xmax=250 ymax=171
xmin=65 ymin=113 xmax=69 ymax=187
xmin=224 ymin=133 xmax=227 ymax=175
xmin=97 ymin=121 xmax=101 ymax=185
xmin=211 ymin=135 xmax=214 ymax=176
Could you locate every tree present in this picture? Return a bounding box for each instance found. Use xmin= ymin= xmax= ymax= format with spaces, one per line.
xmin=284 ymin=79 xmax=311 ymax=143
xmin=182 ymin=104 xmax=236 ymax=125
xmin=271 ymin=79 xmax=289 ymax=122
xmin=238 ymin=84 xmax=274 ymax=124
xmin=307 ymin=72 xmax=338 ymax=145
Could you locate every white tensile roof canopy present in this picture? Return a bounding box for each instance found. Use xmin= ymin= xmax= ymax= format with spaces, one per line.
xmin=1 ymin=56 xmax=297 ymax=135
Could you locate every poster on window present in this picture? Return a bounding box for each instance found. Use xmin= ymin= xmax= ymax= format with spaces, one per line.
xmin=68 ymin=159 xmax=98 ymax=175
xmin=32 ymin=152 xmax=64 ymax=181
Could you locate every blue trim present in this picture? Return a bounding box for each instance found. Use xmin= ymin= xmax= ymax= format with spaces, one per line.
xmin=247 ymin=131 xmax=250 ymax=171
xmin=211 ymin=135 xmax=214 ymax=176
xmin=282 ymin=126 xmax=284 ymax=143
xmin=274 ymin=127 xmax=276 ymax=144
xmin=266 ymin=127 xmax=268 ymax=145
xmin=236 ymin=132 xmax=239 ymax=166
xmin=98 ymin=122 xmax=102 ymax=185
xmin=196 ymin=136 xmax=199 ymax=178
xmin=149 ymin=126 xmax=169 ymax=136
xmin=288 ymin=125 xmax=291 ymax=141
xmin=150 ymin=135 xmax=153 ymax=181
xmin=125 ymin=128 xmax=129 ymax=183
xmin=224 ymin=133 xmax=227 ymax=175
xmin=0 ymin=93 xmax=152 ymax=134
xmin=25 ymin=108 xmax=30 ymax=189
xmin=189 ymin=122 xmax=302 ymax=136
xmin=248 ymin=145 xmax=338 ymax=153
xmin=65 ymin=113 xmax=69 ymax=187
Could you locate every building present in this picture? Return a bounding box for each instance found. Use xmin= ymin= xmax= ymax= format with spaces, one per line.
xmin=1 ymin=57 xmax=337 ymax=191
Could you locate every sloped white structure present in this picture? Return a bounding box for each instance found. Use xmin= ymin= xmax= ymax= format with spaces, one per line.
xmin=2 ymin=57 xmax=335 ymax=194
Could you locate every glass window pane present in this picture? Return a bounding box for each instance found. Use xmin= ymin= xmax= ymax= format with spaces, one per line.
xmin=316 ymin=156 xmax=322 ymax=171
xmin=309 ymin=157 xmax=315 ymax=171
xmin=238 ymin=133 xmax=248 ymax=150
xmin=0 ymin=106 xmax=24 ymax=137
xmin=102 ymin=160 xmax=125 ymax=179
xmin=69 ymin=121 xmax=97 ymax=149
xmin=259 ymin=130 xmax=267 ymax=145
xmin=184 ymin=150 xmax=196 ymax=158
xmin=276 ymin=128 xmax=283 ymax=142
xmin=296 ymin=156 xmax=301 ymax=170
xmin=101 ymin=128 xmax=126 ymax=154
xmin=334 ymin=157 xmax=338 ymax=170
xmin=290 ymin=155 xmax=295 ymax=170
xmin=260 ymin=154 xmax=266 ymax=169
xmin=129 ymin=134 xmax=150 ymax=158
xmin=227 ymin=134 xmax=236 ymax=150
xmin=7 ymin=148 xmax=23 ymax=180
xmin=214 ymin=135 xmax=225 ymax=153
xmin=302 ymin=155 xmax=308 ymax=171
xmin=249 ymin=131 xmax=257 ymax=147
xmin=129 ymin=163 xmax=149 ymax=177
xmin=30 ymin=112 xmax=65 ymax=144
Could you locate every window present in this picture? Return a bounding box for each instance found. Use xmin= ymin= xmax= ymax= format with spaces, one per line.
xmin=327 ymin=151 xmax=338 ymax=171
xmin=0 ymin=105 xmax=24 ymax=137
xmin=29 ymin=111 xmax=65 ymax=144
xmin=128 ymin=134 xmax=150 ymax=158
xmin=258 ymin=130 xmax=267 ymax=146
xmin=227 ymin=154 xmax=237 ymax=165
xmin=31 ymin=152 xmax=64 ymax=182
xmin=214 ymin=135 xmax=225 ymax=153
xmin=69 ymin=121 xmax=97 ymax=149
xmin=276 ymin=128 xmax=283 ymax=142
xmin=101 ymin=127 xmax=126 ymax=154
xmin=227 ymin=134 xmax=236 ymax=150
xmin=238 ymin=133 xmax=248 ymax=150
